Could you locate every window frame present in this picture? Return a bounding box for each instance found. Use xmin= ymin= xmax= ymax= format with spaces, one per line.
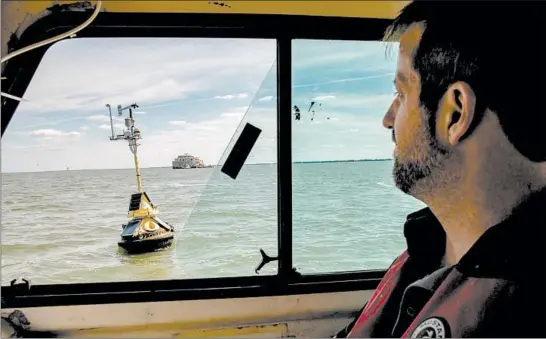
xmin=1 ymin=9 xmax=394 ymax=309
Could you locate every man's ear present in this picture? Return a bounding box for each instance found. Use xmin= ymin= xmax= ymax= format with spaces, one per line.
xmin=436 ymin=81 xmax=477 ymax=146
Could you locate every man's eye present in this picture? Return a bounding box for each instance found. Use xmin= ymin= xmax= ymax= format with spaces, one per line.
xmin=394 ymin=91 xmax=404 ymax=100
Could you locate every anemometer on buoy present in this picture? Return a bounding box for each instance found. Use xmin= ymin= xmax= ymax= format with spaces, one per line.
xmin=106 ymin=103 xmax=175 ymax=254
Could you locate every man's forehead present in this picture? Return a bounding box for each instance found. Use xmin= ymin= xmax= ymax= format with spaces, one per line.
xmin=398 ymin=22 xmax=425 ymax=57
xmin=396 ymin=23 xmax=424 ymax=85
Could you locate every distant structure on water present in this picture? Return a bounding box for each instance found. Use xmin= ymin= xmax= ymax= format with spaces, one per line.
xmin=172 ymin=154 xmax=206 ymax=169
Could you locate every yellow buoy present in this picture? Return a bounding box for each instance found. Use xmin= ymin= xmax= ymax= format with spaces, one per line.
xmin=105 ymin=103 xmax=175 ymax=254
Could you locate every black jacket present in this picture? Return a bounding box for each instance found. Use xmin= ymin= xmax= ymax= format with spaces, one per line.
xmin=337 ymin=187 xmax=546 ymax=338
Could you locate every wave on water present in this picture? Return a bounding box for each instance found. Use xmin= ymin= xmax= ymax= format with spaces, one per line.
xmin=376 ymin=181 xmax=393 ymax=188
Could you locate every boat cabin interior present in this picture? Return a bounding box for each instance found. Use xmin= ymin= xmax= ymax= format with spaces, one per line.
xmin=1 ymin=1 xmax=415 ymax=337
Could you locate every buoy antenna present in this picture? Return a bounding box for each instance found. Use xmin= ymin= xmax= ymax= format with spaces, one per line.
xmin=105 ymin=102 xmax=143 ymax=192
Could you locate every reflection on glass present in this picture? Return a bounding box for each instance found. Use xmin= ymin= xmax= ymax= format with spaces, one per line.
xmin=175 ymin=61 xmax=278 ymax=277
xmin=291 ymin=40 xmax=426 ymax=274
xmin=1 ymin=38 xmax=277 ymax=284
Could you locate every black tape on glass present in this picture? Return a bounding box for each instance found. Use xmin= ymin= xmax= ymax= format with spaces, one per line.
xmin=221 ymin=123 xmax=262 ymax=180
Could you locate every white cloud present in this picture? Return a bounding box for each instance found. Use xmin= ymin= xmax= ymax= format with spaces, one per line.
xmin=99 ymin=123 xmax=124 ymax=130
xmin=293 ymin=72 xmax=394 ymax=89
xmin=258 ymin=95 xmax=274 ymax=102
xmin=168 ymin=120 xmax=187 ymax=126
xmin=217 ymin=106 xmax=248 ymax=119
xmin=293 ymin=45 xmax=375 ymax=69
xmin=79 ymin=126 xmax=89 ymax=130
xmin=87 ymin=115 xmax=124 ymax=123
xmin=28 ymin=129 xmax=80 ymax=137
xmin=214 ymin=93 xmax=249 ymax=100
xmin=221 ymin=112 xmax=245 ymax=118
xmin=187 ymin=125 xmax=218 ymax=131
xmin=333 ymin=94 xmax=393 ymax=111
xmin=133 ymin=111 xmax=146 ymax=115
xmin=313 ymin=95 xmax=336 ymax=101
xmin=87 ymin=115 xmax=110 ymax=122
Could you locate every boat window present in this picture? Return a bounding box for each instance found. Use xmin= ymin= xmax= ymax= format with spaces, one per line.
xmin=291 ymin=39 xmax=426 ymax=274
xmin=1 ymin=37 xmax=277 ymax=284
xmin=174 ymin=60 xmax=278 ymax=277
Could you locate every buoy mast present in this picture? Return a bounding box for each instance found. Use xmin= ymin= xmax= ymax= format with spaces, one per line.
xmin=106 ymin=103 xmax=143 ymax=192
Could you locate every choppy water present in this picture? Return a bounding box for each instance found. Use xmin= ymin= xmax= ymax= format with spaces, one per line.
xmin=1 ymin=161 xmax=425 ymax=285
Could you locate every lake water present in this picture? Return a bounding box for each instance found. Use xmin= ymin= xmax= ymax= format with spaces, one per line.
xmin=1 ymin=161 xmax=425 ymax=285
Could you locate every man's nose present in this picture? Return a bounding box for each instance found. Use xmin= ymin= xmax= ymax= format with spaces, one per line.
xmin=383 ymin=102 xmax=396 ymax=129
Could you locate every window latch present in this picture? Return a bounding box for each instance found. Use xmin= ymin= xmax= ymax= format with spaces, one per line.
xmin=9 ymin=278 xmax=31 ymax=293
xmin=255 ymin=248 xmax=278 ymax=274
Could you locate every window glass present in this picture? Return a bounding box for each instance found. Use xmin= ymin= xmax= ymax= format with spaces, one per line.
xmin=1 ymin=38 xmax=277 ymax=284
xmin=174 ymin=61 xmax=278 ymax=277
xmin=291 ymin=40 xmax=426 ymax=274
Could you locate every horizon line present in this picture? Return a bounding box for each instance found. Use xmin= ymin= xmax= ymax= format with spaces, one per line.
xmin=2 ymin=158 xmax=393 ymax=174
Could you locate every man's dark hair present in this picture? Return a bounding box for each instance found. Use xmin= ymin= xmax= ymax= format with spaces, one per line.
xmin=384 ymin=1 xmax=546 ymax=162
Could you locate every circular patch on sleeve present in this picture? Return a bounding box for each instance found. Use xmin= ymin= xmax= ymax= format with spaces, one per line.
xmin=410 ymin=317 xmax=450 ymax=338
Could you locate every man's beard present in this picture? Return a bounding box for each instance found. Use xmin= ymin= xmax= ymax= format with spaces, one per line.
xmin=393 ymin=157 xmax=434 ymax=194
xmin=392 ymin=126 xmax=450 ymax=196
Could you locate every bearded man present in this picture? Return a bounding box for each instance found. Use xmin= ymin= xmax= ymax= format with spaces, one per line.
xmin=335 ymin=1 xmax=546 ymax=337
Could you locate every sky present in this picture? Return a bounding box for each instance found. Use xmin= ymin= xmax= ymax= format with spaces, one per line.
xmin=1 ymin=38 xmax=399 ymax=173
